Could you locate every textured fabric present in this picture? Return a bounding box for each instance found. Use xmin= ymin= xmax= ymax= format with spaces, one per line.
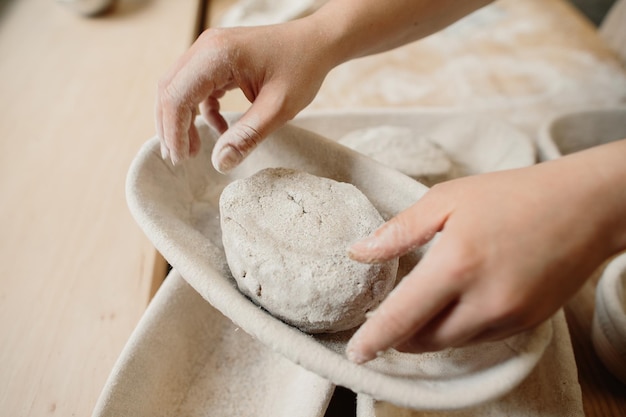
xmin=537 ymin=106 xmax=626 ymax=161
xmin=92 ymin=270 xmax=335 ymax=417
xmin=106 ymin=111 xmax=574 ymax=413
xmin=357 ymin=311 xmax=584 ymax=417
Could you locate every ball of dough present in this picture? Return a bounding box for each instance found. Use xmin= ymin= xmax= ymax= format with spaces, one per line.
xmin=219 ymin=167 xmax=398 ymax=333
xmin=339 ymin=125 xmax=456 ymax=186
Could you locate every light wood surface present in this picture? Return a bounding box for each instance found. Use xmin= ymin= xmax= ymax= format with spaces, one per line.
xmin=0 ymin=1 xmax=200 ymax=416
xmin=208 ymin=0 xmax=626 ymax=416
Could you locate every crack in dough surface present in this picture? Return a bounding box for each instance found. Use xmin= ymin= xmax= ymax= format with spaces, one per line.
xmin=219 ymin=167 xmax=399 ymax=333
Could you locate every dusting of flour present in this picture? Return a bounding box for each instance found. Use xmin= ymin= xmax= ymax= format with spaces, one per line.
xmin=219 ymin=167 xmax=398 ymax=333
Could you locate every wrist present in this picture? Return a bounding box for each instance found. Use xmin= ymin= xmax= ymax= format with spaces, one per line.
xmin=555 ymin=139 xmax=626 ymax=257
xmin=303 ymin=0 xmax=494 ymax=65
xmin=294 ymin=7 xmax=356 ymax=70
xmin=588 ymin=139 xmax=626 ymax=254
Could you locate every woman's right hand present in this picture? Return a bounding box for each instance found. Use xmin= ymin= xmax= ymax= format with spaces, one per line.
xmin=155 ymin=21 xmax=335 ymax=171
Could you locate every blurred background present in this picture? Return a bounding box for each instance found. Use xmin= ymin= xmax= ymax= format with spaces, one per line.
xmin=570 ymin=0 xmax=617 ymax=25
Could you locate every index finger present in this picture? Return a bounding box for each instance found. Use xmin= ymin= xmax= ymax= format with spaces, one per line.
xmin=346 ymin=239 xmax=460 ymax=364
xmin=348 ymin=187 xmax=451 ymax=263
xmin=156 ymin=36 xmax=235 ymax=163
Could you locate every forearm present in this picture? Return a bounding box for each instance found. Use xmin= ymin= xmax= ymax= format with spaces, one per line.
xmin=305 ymin=0 xmax=493 ymax=66
xmin=557 ymin=138 xmax=626 ymax=255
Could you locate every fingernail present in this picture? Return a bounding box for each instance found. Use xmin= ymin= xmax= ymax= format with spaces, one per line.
xmin=346 ymin=346 xmax=371 ymax=365
xmin=348 ymin=236 xmax=381 ymax=263
xmin=213 ymin=145 xmax=242 ymax=174
xmin=346 ymin=327 xmax=376 ymax=364
xmin=160 ymin=143 xmax=170 ymax=160
xmin=349 ymin=235 xmax=378 ymax=252
xmin=170 ymin=152 xmax=180 ymax=166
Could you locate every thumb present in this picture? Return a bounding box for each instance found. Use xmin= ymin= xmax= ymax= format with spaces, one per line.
xmin=348 ymin=190 xmax=451 ymax=263
xmin=211 ymin=89 xmax=290 ymax=173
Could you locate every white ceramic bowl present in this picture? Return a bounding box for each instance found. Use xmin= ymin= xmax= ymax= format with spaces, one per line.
xmin=537 ymin=106 xmax=626 ymax=160
xmin=592 ymin=252 xmax=626 ymax=383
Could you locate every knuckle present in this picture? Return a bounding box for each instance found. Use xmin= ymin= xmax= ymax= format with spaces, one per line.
xmin=157 ymin=80 xmax=182 ymax=111
xmin=237 ymin=123 xmax=262 ymax=148
xmin=198 ymin=28 xmax=239 ymax=62
xmin=439 ymin=239 xmax=482 ymax=287
xmin=426 ymin=181 xmax=452 ymax=197
xmin=427 ymin=182 xmax=445 ymax=194
xmin=226 ymin=122 xmax=263 ymax=158
xmin=198 ymin=27 xmax=228 ymax=47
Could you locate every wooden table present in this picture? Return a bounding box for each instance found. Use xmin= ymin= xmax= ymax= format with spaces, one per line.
xmin=0 ymin=1 xmax=201 ymax=415
xmin=1 ymin=0 xmax=624 ymax=416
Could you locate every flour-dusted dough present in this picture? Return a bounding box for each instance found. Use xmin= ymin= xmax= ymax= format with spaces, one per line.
xmin=339 ymin=125 xmax=456 ymax=186
xmin=219 ymin=168 xmax=398 ymax=333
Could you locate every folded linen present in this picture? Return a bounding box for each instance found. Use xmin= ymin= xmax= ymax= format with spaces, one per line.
xmin=92 ymin=269 xmax=335 ymax=417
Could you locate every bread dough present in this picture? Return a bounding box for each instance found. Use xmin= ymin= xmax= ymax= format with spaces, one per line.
xmin=339 ymin=125 xmax=456 ymax=186
xmin=219 ymin=167 xmax=398 ymax=333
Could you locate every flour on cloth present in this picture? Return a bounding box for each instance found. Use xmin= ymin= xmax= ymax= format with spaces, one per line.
xmin=220 ymin=0 xmax=327 ymax=27
xmin=220 ymin=167 xmax=398 ymax=333
xmin=339 ymin=125 xmax=458 ymax=186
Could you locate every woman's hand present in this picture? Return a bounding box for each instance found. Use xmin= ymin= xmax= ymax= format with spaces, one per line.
xmin=155 ymin=0 xmax=495 ymax=172
xmin=346 ymin=141 xmax=626 ymax=363
xmin=155 ymin=21 xmax=335 ymax=171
